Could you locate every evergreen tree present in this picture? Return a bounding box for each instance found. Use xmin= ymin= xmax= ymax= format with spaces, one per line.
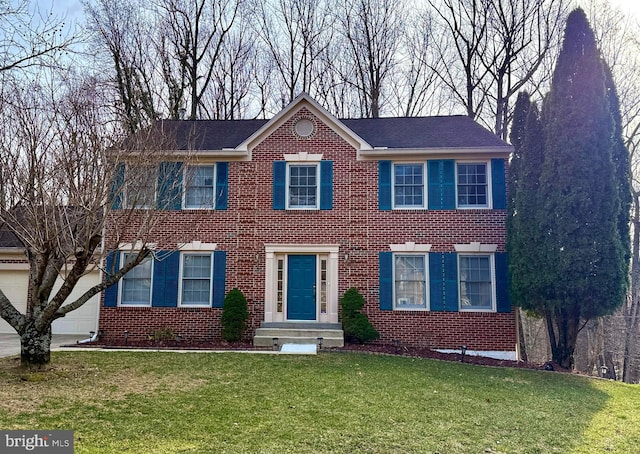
xmin=509 ymin=101 xmax=550 ymax=312
xmin=507 ymin=91 xmax=531 ymax=217
xmin=528 ymin=8 xmax=627 ymax=368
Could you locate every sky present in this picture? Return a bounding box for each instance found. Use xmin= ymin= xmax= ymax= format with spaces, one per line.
xmin=48 ymin=0 xmax=640 ymax=23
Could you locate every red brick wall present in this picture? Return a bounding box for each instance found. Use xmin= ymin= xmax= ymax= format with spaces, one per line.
xmin=99 ymin=108 xmax=515 ymax=351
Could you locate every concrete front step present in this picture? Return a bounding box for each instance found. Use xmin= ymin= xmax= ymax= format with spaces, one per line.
xmin=253 ymin=324 xmax=344 ymax=348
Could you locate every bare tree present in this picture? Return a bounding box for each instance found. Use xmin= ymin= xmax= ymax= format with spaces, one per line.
xmin=84 ymin=0 xmax=161 ymax=132
xmin=388 ymin=11 xmax=446 ymax=117
xmin=158 ymin=0 xmax=242 ymax=120
xmin=0 ymin=75 xmax=183 ymax=367
xmin=335 ymin=0 xmax=404 ymax=118
xmin=428 ymin=0 xmax=568 ymax=138
xmin=0 ymin=0 xmax=75 ymax=73
xmin=204 ymin=8 xmax=258 ymax=119
xmin=254 ymin=0 xmax=333 ymax=108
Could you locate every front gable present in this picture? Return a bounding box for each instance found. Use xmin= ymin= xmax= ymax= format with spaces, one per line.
xmin=235 ymin=93 xmax=373 ymax=157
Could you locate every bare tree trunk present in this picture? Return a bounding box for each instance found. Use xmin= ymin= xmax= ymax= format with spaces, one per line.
xmin=623 ymin=190 xmax=640 ymax=382
xmin=20 ymin=323 xmax=52 ymax=367
xmin=546 ymin=305 xmax=581 ymax=369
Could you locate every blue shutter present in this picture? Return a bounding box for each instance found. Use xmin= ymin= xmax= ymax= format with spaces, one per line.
xmin=442 ymin=160 xmax=456 ymax=209
xmin=152 ymin=251 xmax=179 ymax=307
xmin=443 ymin=253 xmax=459 ymax=312
xmin=273 ymin=161 xmax=286 ymax=210
xmin=103 ymin=251 xmax=120 ymax=307
xmin=212 ymin=250 xmax=227 ymax=308
xmin=491 ymin=158 xmax=507 ymax=209
xmin=109 ymin=163 xmax=125 ymax=210
xmin=216 ymin=162 xmax=229 ymax=210
xmin=495 ymin=253 xmax=511 ymax=313
xmin=320 ymin=160 xmax=333 ymax=210
xmin=429 ymin=253 xmax=444 ymax=311
xmin=157 ymin=162 xmax=183 ymax=210
xmin=379 ymin=252 xmax=393 ymax=310
xmin=378 ymin=161 xmax=392 ymax=210
xmin=427 ymin=160 xmax=455 ymax=210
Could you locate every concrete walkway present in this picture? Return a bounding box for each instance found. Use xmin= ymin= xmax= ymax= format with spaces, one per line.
xmin=0 ymin=334 xmax=319 ymax=357
xmin=0 ymin=333 xmax=89 ymax=358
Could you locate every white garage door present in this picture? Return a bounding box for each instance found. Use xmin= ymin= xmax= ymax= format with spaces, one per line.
xmin=0 ymin=268 xmax=100 ymax=335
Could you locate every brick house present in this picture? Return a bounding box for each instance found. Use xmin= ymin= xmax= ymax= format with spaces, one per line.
xmin=100 ymin=93 xmax=516 ymax=359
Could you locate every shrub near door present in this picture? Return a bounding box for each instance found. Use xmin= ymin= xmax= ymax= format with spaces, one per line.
xmin=341 ymin=287 xmax=379 ymax=344
xmin=221 ymin=288 xmax=249 ymax=342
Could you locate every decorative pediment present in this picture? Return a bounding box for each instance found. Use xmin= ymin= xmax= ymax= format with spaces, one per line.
xmin=235 ymin=93 xmax=373 ymax=155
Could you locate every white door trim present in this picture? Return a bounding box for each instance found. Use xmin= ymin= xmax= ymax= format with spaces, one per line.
xmin=264 ymin=244 xmax=340 ymax=323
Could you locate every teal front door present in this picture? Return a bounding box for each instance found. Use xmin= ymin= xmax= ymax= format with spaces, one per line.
xmin=287 ymin=255 xmax=317 ymax=320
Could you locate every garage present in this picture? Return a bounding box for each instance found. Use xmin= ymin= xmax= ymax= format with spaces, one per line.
xmin=0 ymin=260 xmax=101 ymax=336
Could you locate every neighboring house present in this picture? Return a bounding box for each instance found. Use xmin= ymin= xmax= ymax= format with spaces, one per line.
xmin=0 ymin=228 xmax=101 ymax=335
xmin=100 ymin=94 xmax=516 ymax=359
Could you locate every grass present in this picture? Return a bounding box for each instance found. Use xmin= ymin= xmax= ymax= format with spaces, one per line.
xmin=1 ymin=351 xmax=639 ymax=453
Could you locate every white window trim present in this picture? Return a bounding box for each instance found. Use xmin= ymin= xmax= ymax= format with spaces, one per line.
xmin=455 ymin=160 xmax=492 ymax=209
xmin=392 ymin=253 xmax=430 ymax=311
xmin=183 ymin=164 xmax=216 ymax=210
xmin=457 ymin=253 xmax=497 ymax=312
xmin=286 ymin=162 xmax=320 ymax=210
xmin=177 ymin=241 xmax=218 ymax=251
xmin=125 ymin=164 xmax=157 ymax=209
xmin=454 ymin=242 xmax=497 ymax=253
xmin=118 ymin=251 xmax=153 ymax=307
xmin=283 ymin=152 xmax=323 ymax=161
xmin=390 ymin=242 xmax=432 ymax=252
xmin=392 ymin=162 xmax=427 ymax=210
xmin=178 ymin=251 xmax=214 ymax=307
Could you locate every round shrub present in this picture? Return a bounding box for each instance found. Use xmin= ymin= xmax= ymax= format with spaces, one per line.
xmin=341 ymin=287 xmax=379 ymax=344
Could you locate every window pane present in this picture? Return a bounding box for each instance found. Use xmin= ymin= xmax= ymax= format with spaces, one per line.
xmin=289 ymin=165 xmax=317 ymax=208
xmin=394 ymin=164 xmax=423 ymax=207
xmin=394 ymin=255 xmax=426 ymax=309
xmin=459 ymin=255 xmax=492 ymax=310
xmin=457 ymin=163 xmax=488 ymax=207
xmin=182 ymin=254 xmax=212 ymax=305
xmin=127 ymin=166 xmax=156 ymax=208
xmin=121 ymin=254 xmax=152 ymax=305
xmin=185 ymin=165 xmax=215 ymax=208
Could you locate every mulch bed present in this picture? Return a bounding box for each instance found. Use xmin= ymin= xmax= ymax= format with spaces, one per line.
xmin=68 ymin=339 xmax=565 ymax=372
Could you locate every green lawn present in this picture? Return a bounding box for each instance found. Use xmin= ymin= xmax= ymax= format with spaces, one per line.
xmin=1 ymin=351 xmax=639 ymax=453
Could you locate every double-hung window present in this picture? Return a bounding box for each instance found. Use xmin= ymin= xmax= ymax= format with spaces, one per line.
xmin=394 ymin=255 xmax=427 ymax=310
xmin=288 ymin=164 xmax=318 ymax=209
xmin=457 ymin=163 xmax=489 ymax=208
xmin=184 ymin=165 xmax=215 ymax=209
xmin=180 ymin=254 xmax=212 ymax=306
xmin=394 ymin=163 xmax=425 ymax=208
xmin=120 ymin=253 xmax=153 ymax=306
xmin=459 ymin=255 xmax=494 ymax=311
xmin=126 ymin=165 xmax=157 ymax=209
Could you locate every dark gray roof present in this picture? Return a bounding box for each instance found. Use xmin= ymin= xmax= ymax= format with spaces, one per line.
xmin=341 ymin=116 xmax=509 ymax=149
xmin=152 ymin=116 xmax=509 ymax=151
xmin=155 ymin=119 xmax=269 ymax=150
xmin=0 ymin=224 xmax=21 ymax=248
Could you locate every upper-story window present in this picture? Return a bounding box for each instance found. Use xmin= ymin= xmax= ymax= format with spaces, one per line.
xmin=184 ymin=165 xmax=215 ymax=209
xmin=393 ymin=163 xmax=425 ymax=208
xmin=288 ymin=163 xmax=318 ymax=209
xmin=457 ymin=163 xmax=489 ymax=208
xmin=380 ymin=159 xmax=505 ymax=211
xmin=126 ymin=165 xmax=157 ymax=209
